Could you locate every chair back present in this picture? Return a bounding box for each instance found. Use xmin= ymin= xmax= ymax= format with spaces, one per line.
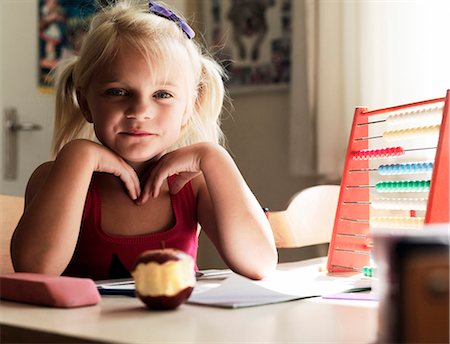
xmin=268 ymin=185 xmax=340 ymax=248
xmin=0 ymin=194 xmax=24 ymax=274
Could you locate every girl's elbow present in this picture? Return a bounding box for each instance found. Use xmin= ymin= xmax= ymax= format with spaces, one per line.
xmin=237 ymin=250 xmax=278 ymax=280
xmin=253 ymin=254 xmax=278 ymax=280
xmin=12 ymin=260 xmax=64 ymax=276
xmin=11 ymin=248 xmax=65 ymax=276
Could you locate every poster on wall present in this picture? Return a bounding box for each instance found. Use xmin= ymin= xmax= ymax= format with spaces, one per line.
xmin=203 ymin=0 xmax=292 ymax=92
xmin=38 ymin=0 xmax=97 ymax=92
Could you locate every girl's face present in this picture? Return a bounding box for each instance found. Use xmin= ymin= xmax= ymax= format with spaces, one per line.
xmin=78 ymin=44 xmax=193 ymax=169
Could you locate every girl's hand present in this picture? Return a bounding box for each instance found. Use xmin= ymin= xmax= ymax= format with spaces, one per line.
xmin=138 ymin=143 xmax=210 ymax=204
xmin=62 ymin=140 xmax=141 ymax=200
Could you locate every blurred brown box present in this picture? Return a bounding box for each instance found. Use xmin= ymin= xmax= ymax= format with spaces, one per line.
xmin=374 ymin=226 xmax=449 ymax=344
xmin=397 ymin=242 xmax=449 ymax=343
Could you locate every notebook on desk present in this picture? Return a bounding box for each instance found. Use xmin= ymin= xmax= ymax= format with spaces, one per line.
xmin=96 ymin=278 xmax=136 ymax=297
xmin=95 ymin=269 xmax=234 ymax=296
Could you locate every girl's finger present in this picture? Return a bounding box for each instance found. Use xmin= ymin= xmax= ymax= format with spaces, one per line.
xmin=151 ymin=168 xmax=168 ymax=198
xmin=137 ymin=167 xmax=169 ymax=204
xmin=137 ymin=180 xmax=152 ymax=205
xmin=169 ymin=172 xmax=201 ymax=195
xmin=118 ymin=162 xmax=140 ymax=200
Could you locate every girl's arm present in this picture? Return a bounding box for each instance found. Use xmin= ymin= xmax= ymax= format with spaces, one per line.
xmin=144 ymin=143 xmax=278 ymax=280
xmin=11 ymin=139 xmax=140 ymax=275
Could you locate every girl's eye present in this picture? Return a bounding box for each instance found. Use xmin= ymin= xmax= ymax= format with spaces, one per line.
xmin=154 ymin=90 xmax=172 ymax=99
xmin=106 ymin=89 xmax=127 ymax=96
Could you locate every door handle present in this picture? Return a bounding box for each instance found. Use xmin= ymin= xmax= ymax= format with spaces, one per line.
xmin=4 ymin=108 xmax=42 ymax=180
xmin=5 ymin=108 xmax=42 ymax=132
xmin=6 ymin=121 xmax=42 ymax=132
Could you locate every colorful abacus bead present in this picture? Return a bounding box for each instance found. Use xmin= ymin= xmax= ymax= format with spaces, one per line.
xmin=351 ymin=147 xmax=404 ymax=160
xmin=375 ymin=180 xmax=431 ymax=193
xmin=383 ymin=125 xmax=440 ymax=141
xmin=378 ymin=162 xmax=434 ymax=175
xmin=370 ymin=216 xmax=425 ymax=229
xmin=386 ymin=108 xmax=443 ymax=127
xmin=362 ymin=266 xmax=375 ymax=278
xmin=370 ymin=198 xmax=428 ymax=211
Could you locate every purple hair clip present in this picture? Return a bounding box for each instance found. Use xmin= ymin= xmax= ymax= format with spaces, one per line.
xmin=149 ymin=1 xmax=195 ymax=39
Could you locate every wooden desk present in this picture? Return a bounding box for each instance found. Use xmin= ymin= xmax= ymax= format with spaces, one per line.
xmin=0 ymin=259 xmax=378 ymax=343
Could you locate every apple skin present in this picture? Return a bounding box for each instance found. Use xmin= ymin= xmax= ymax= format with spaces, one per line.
xmin=136 ymin=287 xmax=194 ymax=310
xmin=132 ymin=249 xmax=196 ymax=310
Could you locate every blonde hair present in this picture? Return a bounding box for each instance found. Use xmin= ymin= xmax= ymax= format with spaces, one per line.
xmin=52 ymin=0 xmax=226 ymax=157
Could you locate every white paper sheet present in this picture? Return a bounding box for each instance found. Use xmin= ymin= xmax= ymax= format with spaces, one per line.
xmin=188 ymin=267 xmax=371 ymax=308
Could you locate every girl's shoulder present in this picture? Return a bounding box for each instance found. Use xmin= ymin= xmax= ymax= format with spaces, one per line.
xmin=24 ymin=161 xmax=54 ymax=205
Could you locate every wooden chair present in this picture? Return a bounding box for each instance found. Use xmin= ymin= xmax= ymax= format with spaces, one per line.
xmin=0 ymin=194 xmax=24 ymax=274
xmin=197 ymin=185 xmax=340 ymax=268
xmin=268 ymin=185 xmax=340 ymax=248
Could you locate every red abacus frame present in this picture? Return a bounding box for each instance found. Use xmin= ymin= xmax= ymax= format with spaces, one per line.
xmin=327 ymin=90 xmax=449 ymax=273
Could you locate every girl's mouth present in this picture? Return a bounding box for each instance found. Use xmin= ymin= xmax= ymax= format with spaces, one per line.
xmin=121 ymin=129 xmax=153 ymax=136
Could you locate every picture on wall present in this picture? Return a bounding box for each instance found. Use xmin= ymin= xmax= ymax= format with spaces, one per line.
xmin=203 ymin=0 xmax=292 ymax=90
xmin=38 ymin=0 xmax=97 ymax=91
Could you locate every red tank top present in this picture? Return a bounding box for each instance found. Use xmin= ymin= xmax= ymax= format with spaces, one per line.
xmin=63 ymin=175 xmax=198 ymax=280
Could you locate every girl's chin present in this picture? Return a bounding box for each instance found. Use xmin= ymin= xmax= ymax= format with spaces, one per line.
xmin=125 ymin=158 xmax=152 ymax=167
xmin=125 ymin=156 xmax=161 ymax=172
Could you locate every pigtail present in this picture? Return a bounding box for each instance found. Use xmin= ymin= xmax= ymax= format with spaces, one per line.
xmin=176 ymin=53 xmax=227 ymax=149
xmin=52 ymin=57 xmax=94 ymax=158
xmin=197 ymin=55 xmax=226 ymax=145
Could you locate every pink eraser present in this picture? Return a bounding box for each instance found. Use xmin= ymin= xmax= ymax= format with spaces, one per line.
xmin=0 ymin=273 xmax=101 ymax=308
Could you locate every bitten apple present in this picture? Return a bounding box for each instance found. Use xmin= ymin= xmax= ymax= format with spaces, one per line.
xmin=131 ymin=248 xmax=196 ymax=310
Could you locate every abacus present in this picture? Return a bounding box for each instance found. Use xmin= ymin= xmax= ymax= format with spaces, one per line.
xmin=327 ymin=90 xmax=449 ymax=273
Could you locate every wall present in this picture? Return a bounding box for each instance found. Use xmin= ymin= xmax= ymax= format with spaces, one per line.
xmin=222 ymin=91 xmax=317 ymax=210
xmin=187 ymin=1 xmax=322 ymax=268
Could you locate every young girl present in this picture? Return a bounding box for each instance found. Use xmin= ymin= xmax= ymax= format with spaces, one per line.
xmin=11 ymin=0 xmax=277 ymax=281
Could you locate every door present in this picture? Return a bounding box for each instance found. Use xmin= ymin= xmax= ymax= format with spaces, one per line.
xmin=1 ymin=0 xmax=54 ymax=197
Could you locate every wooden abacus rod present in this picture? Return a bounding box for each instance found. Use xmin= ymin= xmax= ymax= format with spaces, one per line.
xmin=330 ymin=264 xmax=376 ymax=277
xmin=334 ymin=248 xmax=370 ymax=255
xmin=331 ymin=264 xmax=360 ymax=272
xmin=340 ymin=217 xmax=368 ymax=223
xmin=343 ymin=198 xmax=428 ymax=210
xmin=336 ymin=233 xmax=374 ymax=248
xmin=337 ymin=233 xmax=368 ymax=238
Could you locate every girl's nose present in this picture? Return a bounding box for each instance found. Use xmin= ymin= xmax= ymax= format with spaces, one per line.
xmin=126 ymin=97 xmax=153 ymax=120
